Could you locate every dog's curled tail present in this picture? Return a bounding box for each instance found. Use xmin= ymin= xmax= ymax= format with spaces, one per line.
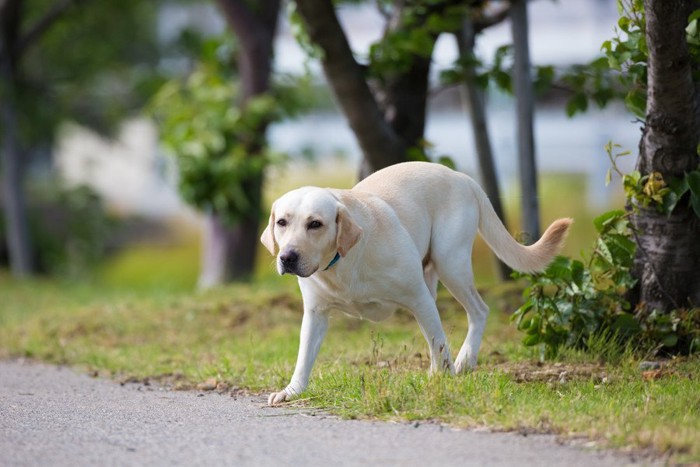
xmin=473 ymin=182 xmax=572 ymax=273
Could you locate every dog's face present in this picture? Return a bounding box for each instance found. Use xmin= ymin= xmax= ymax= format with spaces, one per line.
xmin=261 ymin=187 xmax=362 ymax=277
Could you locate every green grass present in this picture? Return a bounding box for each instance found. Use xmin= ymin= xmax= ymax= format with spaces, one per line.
xmin=0 ymin=276 xmax=697 ymax=463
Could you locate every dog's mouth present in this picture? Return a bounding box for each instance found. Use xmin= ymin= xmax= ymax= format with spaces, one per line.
xmin=279 ymin=261 xmax=317 ymax=278
xmin=281 ymin=268 xmax=317 ymax=278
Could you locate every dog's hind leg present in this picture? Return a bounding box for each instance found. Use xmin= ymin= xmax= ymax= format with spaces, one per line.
xmin=403 ymin=287 xmax=455 ymax=374
xmin=432 ymin=233 xmax=490 ymax=373
xmin=423 ymin=262 xmax=439 ymax=300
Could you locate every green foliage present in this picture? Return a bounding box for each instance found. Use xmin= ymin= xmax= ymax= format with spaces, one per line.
xmin=0 ymin=181 xmax=115 ymax=278
xmin=561 ymin=58 xmax=621 ymax=117
xmin=598 ymin=0 xmax=648 ymax=118
xmin=623 ymin=168 xmax=700 ymax=218
xmin=440 ymin=45 xmax=516 ymax=94
xmin=15 ymin=0 xmax=165 ymax=143
xmin=605 ymin=141 xmax=700 ymax=217
xmin=440 ymin=1 xmax=700 ymax=121
xmin=150 ymin=35 xmax=306 ymax=224
xmin=368 ymin=2 xmax=468 ymax=78
xmin=287 ymin=1 xmax=324 ymax=60
xmin=514 ymin=207 xmax=700 ymax=358
xmin=440 ymin=45 xmax=612 ymax=115
xmin=513 ymin=211 xmax=637 ymax=359
xmin=686 ymin=8 xmax=700 ymax=62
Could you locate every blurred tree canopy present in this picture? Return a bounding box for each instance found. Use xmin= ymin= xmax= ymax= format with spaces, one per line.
xmin=1 ymin=0 xmax=167 ymax=277
xmin=150 ymin=34 xmax=307 ymax=225
xmin=5 ymin=0 xmax=164 ymax=146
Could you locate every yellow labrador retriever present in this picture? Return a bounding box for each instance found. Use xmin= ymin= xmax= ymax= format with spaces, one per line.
xmin=261 ymin=161 xmax=571 ymax=405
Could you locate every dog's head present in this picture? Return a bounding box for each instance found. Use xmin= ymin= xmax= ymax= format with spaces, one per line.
xmin=261 ymin=187 xmax=363 ymax=277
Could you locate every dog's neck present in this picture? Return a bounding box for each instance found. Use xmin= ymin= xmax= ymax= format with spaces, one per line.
xmin=323 ymin=252 xmax=341 ymax=271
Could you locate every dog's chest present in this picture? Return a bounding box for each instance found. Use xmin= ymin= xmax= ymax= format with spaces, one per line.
xmin=335 ymin=299 xmax=399 ymax=322
xmin=303 ymin=273 xmax=405 ymax=322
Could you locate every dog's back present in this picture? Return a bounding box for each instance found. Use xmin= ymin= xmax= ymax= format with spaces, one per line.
xmin=353 ymin=161 xmax=571 ymax=273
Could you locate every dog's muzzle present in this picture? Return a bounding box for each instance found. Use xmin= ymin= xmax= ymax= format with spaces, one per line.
xmin=279 ymin=250 xmax=300 ymax=275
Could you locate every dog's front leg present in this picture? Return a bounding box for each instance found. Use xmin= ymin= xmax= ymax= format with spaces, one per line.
xmin=268 ymin=306 xmax=329 ymax=405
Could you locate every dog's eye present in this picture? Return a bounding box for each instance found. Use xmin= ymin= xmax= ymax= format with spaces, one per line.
xmin=276 ymin=219 xmax=287 ymax=227
xmin=307 ymin=220 xmax=323 ymax=230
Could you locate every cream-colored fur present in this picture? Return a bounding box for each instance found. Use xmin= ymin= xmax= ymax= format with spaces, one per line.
xmin=261 ymin=162 xmax=571 ymax=405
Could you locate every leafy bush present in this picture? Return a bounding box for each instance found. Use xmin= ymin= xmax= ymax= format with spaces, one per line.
xmin=1 ymin=182 xmax=115 ymax=278
xmin=149 ymin=34 xmax=306 ymax=224
xmin=513 ymin=210 xmax=700 ymax=358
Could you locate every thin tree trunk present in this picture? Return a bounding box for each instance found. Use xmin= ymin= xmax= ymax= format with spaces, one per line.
xmin=1 ymin=48 xmax=34 ymax=277
xmin=198 ymin=213 xmax=231 ymax=289
xmin=196 ymin=182 xmax=261 ymax=288
xmin=456 ymin=19 xmax=512 ymax=281
xmin=510 ymin=0 xmax=540 ymax=243
xmin=631 ymin=0 xmax=700 ymax=311
xmin=195 ymin=0 xmax=279 ymax=287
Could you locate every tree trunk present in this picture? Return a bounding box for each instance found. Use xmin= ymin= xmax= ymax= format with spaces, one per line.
xmin=510 ymin=0 xmax=540 ymax=243
xmin=456 ymin=19 xmax=512 ymax=281
xmin=1 ymin=76 xmax=34 ymax=277
xmin=196 ymin=0 xmax=279 ymax=287
xmin=1 ymin=4 xmax=35 ymax=277
xmin=631 ymin=0 xmax=700 ymax=311
xmin=295 ymin=0 xmax=406 ymax=177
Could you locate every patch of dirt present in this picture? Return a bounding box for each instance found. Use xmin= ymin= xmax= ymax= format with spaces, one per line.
xmin=116 ymin=373 xmax=254 ymax=398
xmin=490 ymin=360 xmax=609 ymax=384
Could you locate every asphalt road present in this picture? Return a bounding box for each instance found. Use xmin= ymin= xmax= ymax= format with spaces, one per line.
xmin=1 ymin=360 xmax=653 ymax=466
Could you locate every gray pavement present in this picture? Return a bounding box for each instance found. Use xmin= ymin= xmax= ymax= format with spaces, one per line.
xmin=0 ymin=360 xmax=653 ymax=466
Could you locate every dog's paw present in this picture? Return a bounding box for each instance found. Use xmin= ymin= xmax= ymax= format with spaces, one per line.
xmin=267 ymin=390 xmax=289 ymax=406
xmin=454 ymin=358 xmax=477 ymax=374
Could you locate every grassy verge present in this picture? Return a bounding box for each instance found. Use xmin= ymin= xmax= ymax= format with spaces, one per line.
xmin=0 ymin=276 xmax=697 ymax=463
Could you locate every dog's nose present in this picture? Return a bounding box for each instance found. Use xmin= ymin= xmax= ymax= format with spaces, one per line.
xmin=280 ymin=250 xmax=299 ymax=268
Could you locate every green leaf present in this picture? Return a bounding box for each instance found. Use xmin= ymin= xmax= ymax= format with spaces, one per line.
xmin=624 ymin=88 xmax=646 ymax=118
xmin=518 ymin=317 xmax=532 ymax=331
xmin=662 ymin=333 xmax=678 ymax=348
xmin=687 ymin=171 xmax=700 ymax=195
xmin=436 ymin=156 xmax=456 ymax=170
xmin=596 ymin=238 xmax=614 ymax=265
xmin=527 ymin=315 xmax=541 ymax=334
xmin=691 ymin=192 xmax=700 ymax=218
xmin=522 ymin=334 xmax=541 ymax=346
xmin=688 ymin=172 xmax=700 ymax=217
xmin=534 ymin=66 xmax=555 ymax=95
xmin=544 ymin=256 xmax=573 ymax=280
xmin=688 ymin=9 xmax=700 ymax=45
xmin=611 ymin=313 xmax=641 ymax=333
xmin=618 ymin=16 xmax=631 ymax=33
xmin=566 ymin=93 xmax=588 ymax=117
xmin=570 ymin=260 xmax=585 ymax=288
xmin=492 ymin=69 xmax=512 ymax=93
xmin=439 ymin=68 xmax=463 ymax=86
xmin=593 ymin=210 xmax=625 ymax=234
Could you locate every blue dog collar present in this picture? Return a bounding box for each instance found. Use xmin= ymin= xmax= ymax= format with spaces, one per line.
xmin=323 ymin=252 xmax=341 ymax=271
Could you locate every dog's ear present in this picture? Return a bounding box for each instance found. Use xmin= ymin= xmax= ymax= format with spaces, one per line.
xmin=260 ymin=202 xmax=277 ymax=255
xmin=336 ymin=204 xmax=362 ymax=257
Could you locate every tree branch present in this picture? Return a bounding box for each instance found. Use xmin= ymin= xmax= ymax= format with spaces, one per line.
xmin=473 ymin=4 xmax=510 ymax=33
xmin=0 ymin=0 xmax=23 ymax=61
xmin=14 ymin=0 xmax=75 ymax=56
xmin=215 ymin=0 xmax=278 ymax=54
xmin=294 ymin=0 xmax=405 ymax=170
xmin=216 ymin=0 xmax=280 ymax=98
